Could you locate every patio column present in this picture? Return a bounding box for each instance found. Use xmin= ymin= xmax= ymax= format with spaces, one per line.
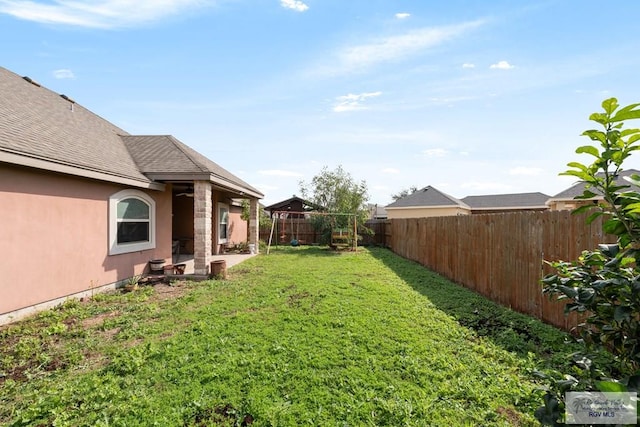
xmin=249 ymin=198 xmax=259 ymax=253
xmin=193 ymin=180 xmax=212 ymax=275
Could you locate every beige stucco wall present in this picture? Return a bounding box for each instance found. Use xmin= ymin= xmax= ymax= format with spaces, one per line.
xmin=228 ymin=204 xmax=248 ymax=247
xmin=386 ymin=206 xmax=471 ymax=219
xmin=547 ymin=199 xmax=597 ymax=211
xmin=0 ymin=164 xmax=171 ymax=316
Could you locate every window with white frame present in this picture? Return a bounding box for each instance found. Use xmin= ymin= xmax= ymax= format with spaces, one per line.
xmin=109 ymin=189 xmax=156 ymax=255
xmin=218 ymin=203 xmax=229 ymax=244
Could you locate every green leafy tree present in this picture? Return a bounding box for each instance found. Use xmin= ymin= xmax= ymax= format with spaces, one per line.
xmin=299 ymin=165 xmax=371 ymax=244
xmin=241 ymin=199 xmax=271 ymax=243
xmin=391 ymin=186 xmax=418 ymax=201
xmin=535 ymin=98 xmax=640 ymax=425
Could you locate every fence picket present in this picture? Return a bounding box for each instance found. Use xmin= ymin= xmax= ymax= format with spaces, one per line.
xmin=388 ymin=211 xmax=606 ymax=331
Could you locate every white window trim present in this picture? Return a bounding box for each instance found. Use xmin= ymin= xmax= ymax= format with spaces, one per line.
xmin=109 ymin=189 xmax=156 ymax=255
xmin=218 ymin=203 xmax=229 ymax=244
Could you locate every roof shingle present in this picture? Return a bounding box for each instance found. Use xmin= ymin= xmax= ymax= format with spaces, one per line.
xmin=548 ymin=169 xmax=640 ymax=200
xmin=386 ymin=186 xmax=469 ymax=209
xmin=0 ymin=66 xmax=263 ymax=198
xmin=122 ymin=135 xmax=262 ymax=196
xmin=461 ymin=192 xmax=550 ymax=209
xmin=0 ymin=67 xmax=149 ymax=183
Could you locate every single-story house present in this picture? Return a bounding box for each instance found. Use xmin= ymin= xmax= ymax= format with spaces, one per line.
xmin=0 ymin=66 xmax=263 ymax=324
xmin=368 ymin=204 xmax=387 ymax=220
xmin=546 ymin=169 xmax=640 ymax=211
xmin=461 ymin=192 xmax=550 ymax=214
xmin=385 ymin=186 xmax=470 ymax=219
xmin=386 ymin=186 xmax=551 ymax=219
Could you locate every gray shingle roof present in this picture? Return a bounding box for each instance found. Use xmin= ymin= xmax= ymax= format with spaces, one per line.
xmin=549 ymin=169 xmax=640 ymax=200
xmin=0 ymin=66 xmax=150 ymax=184
xmin=0 ymin=66 xmax=263 ymax=198
xmin=461 ymin=192 xmax=550 ymax=209
xmin=264 ymin=196 xmax=321 ymax=211
xmin=122 ymin=135 xmax=263 ymax=197
xmin=386 ymin=186 xmax=469 ymax=209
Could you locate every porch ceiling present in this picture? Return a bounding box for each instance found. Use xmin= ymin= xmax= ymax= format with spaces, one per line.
xmin=171 ymin=180 xmax=259 ymax=201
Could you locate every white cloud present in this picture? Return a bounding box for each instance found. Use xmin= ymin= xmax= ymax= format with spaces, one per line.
xmin=423 ymin=148 xmax=448 ymax=157
xmin=382 ymin=168 xmax=400 ymax=174
xmin=462 ymin=63 xmax=475 ymax=68
xmin=53 ymin=68 xmax=74 ymax=79
xmin=258 ymin=169 xmax=304 ymax=177
xmin=509 ymin=166 xmax=543 ymax=176
xmin=319 ymin=20 xmax=484 ymax=75
xmin=0 ymin=0 xmax=209 ymax=29
xmin=304 ymin=129 xmax=443 ymax=146
xmin=395 ymin=12 xmax=410 ymax=19
xmin=333 ymin=91 xmax=382 ymax=112
xmin=490 ymin=60 xmax=514 ymax=70
xmin=280 ymin=0 xmax=308 ymax=12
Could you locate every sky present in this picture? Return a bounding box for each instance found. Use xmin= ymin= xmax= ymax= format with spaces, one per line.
xmin=2 ymin=0 xmax=640 ymax=207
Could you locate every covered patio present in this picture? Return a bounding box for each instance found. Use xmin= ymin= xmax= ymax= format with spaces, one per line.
xmin=170 ymin=179 xmax=261 ymax=275
xmin=170 ymin=252 xmax=258 ymax=276
xmin=122 ymin=135 xmax=264 ymax=276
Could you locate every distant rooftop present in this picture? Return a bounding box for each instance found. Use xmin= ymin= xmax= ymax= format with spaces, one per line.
xmin=386 ymin=186 xmax=469 ymax=209
xmin=461 ymin=192 xmax=550 ymax=210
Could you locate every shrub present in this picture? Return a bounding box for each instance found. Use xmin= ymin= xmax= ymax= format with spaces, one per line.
xmin=536 ymin=98 xmax=640 ymax=425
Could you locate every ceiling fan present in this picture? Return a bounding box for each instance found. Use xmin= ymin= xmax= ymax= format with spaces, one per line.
xmin=175 ymin=185 xmax=194 ymax=197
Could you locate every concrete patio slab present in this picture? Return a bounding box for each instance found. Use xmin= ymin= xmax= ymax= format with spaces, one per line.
xmin=170 ymin=253 xmax=258 ymax=276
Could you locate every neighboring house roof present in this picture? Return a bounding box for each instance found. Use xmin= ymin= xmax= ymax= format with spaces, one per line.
xmin=264 ymin=196 xmax=323 ymax=212
xmin=386 ymin=186 xmax=470 ymax=209
xmin=0 ymin=67 xmax=156 ymax=188
xmin=373 ymin=205 xmax=387 ymax=219
xmin=547 ymin=169 xmax=640 ymax=203
xmin=122 ymin=135 xmax=262 ymax=198
xmin=0 ymin=66 xmax=263 ymax=198
xmin=461 ymin=192 xmax=550 ymax=211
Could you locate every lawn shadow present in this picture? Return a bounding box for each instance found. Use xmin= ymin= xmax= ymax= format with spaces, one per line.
xmin=367 ymin=246 xmax=581 ymax=371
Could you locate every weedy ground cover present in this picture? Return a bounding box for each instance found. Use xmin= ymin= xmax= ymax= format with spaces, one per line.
xmin=0 ymin=246 xmax=586 ymax=426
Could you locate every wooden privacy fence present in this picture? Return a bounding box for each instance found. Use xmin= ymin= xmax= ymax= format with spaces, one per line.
xmin=388 ymin=211 xmax=609 ymax=331
xmin=262 ymin=218 xmax=319 ymax=246
xmin=361 ymin=219 xmax=388 ymax=246
xmin=259 ymin=218 xmax=389 ymax=246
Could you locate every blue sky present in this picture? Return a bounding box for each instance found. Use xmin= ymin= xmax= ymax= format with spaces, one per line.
xmin=2 ymin=0 xmax=640 ymax=206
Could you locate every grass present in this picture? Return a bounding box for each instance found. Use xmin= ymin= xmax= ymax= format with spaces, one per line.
xmin=0 ymin=246 xmax=586 ymax=426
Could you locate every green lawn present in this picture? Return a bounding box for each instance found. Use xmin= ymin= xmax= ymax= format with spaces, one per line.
xmin=0 ymin=246 xmax=580 ymax=426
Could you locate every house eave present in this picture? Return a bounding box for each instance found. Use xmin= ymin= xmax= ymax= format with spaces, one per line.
xmin=385 ymin=205 xmax=469 ymax=210
xmin=546 ymin=196 xmax=603 ymax=205
xmin=0 ymin=150 xmax=165 ymax=191
xmin=146 ymin=172 xmax=263 ymax=199
xmin=471 ymin=205 xmax=549 ymax=211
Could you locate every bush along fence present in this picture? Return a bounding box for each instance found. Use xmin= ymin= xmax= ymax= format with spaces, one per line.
xmin=259 ymin=219 xmax=388 ymax=247
xmin=386 ymin=210 xmax=608 ymax=332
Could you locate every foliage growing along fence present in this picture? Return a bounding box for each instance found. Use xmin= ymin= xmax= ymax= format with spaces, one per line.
xmin=259 ymin=218 xmax=388 ymax=247
xmin=387 ymin=211 xmax=608 ymax=331
xmin=260 ymin=218 xmax=320 ymax=246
